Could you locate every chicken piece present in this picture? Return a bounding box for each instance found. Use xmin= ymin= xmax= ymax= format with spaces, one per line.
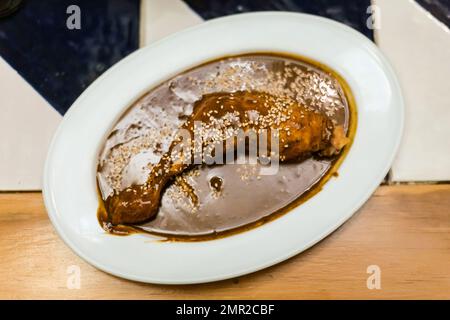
xmin=104 ymin=91 xmax=349 ymax=225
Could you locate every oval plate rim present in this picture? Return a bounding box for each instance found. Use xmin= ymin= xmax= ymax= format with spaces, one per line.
xmin=43 ymin=12 xmax=404 ymax=284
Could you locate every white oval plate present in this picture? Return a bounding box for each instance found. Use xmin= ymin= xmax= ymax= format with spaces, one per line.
xmin=44 ymin=12 xmax=403 ymax=284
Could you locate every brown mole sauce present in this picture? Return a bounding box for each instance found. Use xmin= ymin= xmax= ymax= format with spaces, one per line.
xmin=96 ymin=53 xmax=357 ymax=241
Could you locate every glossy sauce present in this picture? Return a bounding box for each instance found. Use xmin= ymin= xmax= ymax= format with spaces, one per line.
xmin=97 ymin=53 xmax=356 ymax=240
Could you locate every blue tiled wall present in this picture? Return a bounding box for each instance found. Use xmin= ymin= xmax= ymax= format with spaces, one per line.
xmin=0 ymin=0 xmax=140 ymax=114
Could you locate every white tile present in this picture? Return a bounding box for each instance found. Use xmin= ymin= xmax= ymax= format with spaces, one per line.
xmin=0 ymin=57 xmax=61 ymax=190
xmin=375 ymin=0 xmax=450 ymax=181
xmin=140 ymin=0 xmax=203 ymax=46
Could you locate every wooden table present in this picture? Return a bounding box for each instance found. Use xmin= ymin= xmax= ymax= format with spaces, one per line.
xmin=0 ymin=184 xmax=449 ymax=299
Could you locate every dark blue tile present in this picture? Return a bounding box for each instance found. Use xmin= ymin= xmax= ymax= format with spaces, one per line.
xmin=0 ymin=0 xmax=140 ymax=114
xmin=183 ymin=0 xmax=374 ymax=40
xmin=416 ymin=0 xmax=450 ymax=28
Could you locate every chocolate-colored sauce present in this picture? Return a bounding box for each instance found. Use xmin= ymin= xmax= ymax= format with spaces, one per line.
xmin=96 ymin=53 xmax=356 ymax=240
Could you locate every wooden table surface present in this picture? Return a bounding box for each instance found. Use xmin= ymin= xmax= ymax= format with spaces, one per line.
xmin=0 ymin=184 xmax=449 ymax=299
